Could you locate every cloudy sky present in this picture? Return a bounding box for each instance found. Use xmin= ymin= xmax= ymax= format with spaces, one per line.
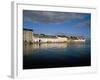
xmin=23 ymin=10 xmax=91 ymax=39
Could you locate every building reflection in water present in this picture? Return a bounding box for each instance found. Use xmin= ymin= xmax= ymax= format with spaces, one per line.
xmin=23 ymin=42 xmax=87 ymax=55
xmin=35 ymin=43 xmax=68 ymax=49
xmin=23 ymin=43 xmax=68 ymax=55
xmin=70 ymin=42 xmax=86 ymax=48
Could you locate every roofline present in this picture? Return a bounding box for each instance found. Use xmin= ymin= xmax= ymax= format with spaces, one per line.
xmin=23 ymin=28 xmax=33 ymax=31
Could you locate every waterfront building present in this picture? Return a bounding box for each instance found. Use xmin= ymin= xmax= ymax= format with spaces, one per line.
xmin=23 ymin=28 xmax=85 ymax=44
xmin=23 ymin=28 xmax=33 ymax=43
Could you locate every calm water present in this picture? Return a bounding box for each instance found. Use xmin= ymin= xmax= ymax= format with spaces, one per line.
xmin=23 ymin=42 xmax=91 ymax=69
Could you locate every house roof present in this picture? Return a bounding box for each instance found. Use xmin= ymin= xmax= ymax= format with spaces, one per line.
xmin=23 ymin=28 xmax=33 ymax=31
xmin=33 ymin=34 xmax=57 ymax=38
xmin=57 ymin=35 xmax=67 ymax=38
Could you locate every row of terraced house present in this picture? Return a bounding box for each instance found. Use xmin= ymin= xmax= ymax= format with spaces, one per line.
xmin=23 ymin=28 xmax=85 ymax=44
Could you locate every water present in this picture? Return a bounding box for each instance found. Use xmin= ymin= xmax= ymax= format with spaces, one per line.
xmin=23 ymin=42 xmax=91 ymax=69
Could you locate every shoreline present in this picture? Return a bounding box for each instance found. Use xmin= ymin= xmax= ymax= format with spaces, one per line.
xmin=24 ymin=39 xmax=86 ymax=44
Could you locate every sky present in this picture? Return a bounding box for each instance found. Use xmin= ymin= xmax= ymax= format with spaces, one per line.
xmin=23 ymin=10 xmax=91 ymax=39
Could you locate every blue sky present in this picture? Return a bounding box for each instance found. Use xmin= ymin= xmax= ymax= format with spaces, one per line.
xmin=23 ymin=10 xmax=91 ymax=39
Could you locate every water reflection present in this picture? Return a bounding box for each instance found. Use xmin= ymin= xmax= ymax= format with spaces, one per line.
xmin=69 ymin=42 xmax=86 ymax=48
xmin=35 ymin=43 xmax=68 ymax=48
xmin=23 ymin=42 xmax=91 ymax=69
xmin=23 ymin=42 xmax=87 ymax=55
xmin=23 ymin=43 xmax=68 ymax=55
